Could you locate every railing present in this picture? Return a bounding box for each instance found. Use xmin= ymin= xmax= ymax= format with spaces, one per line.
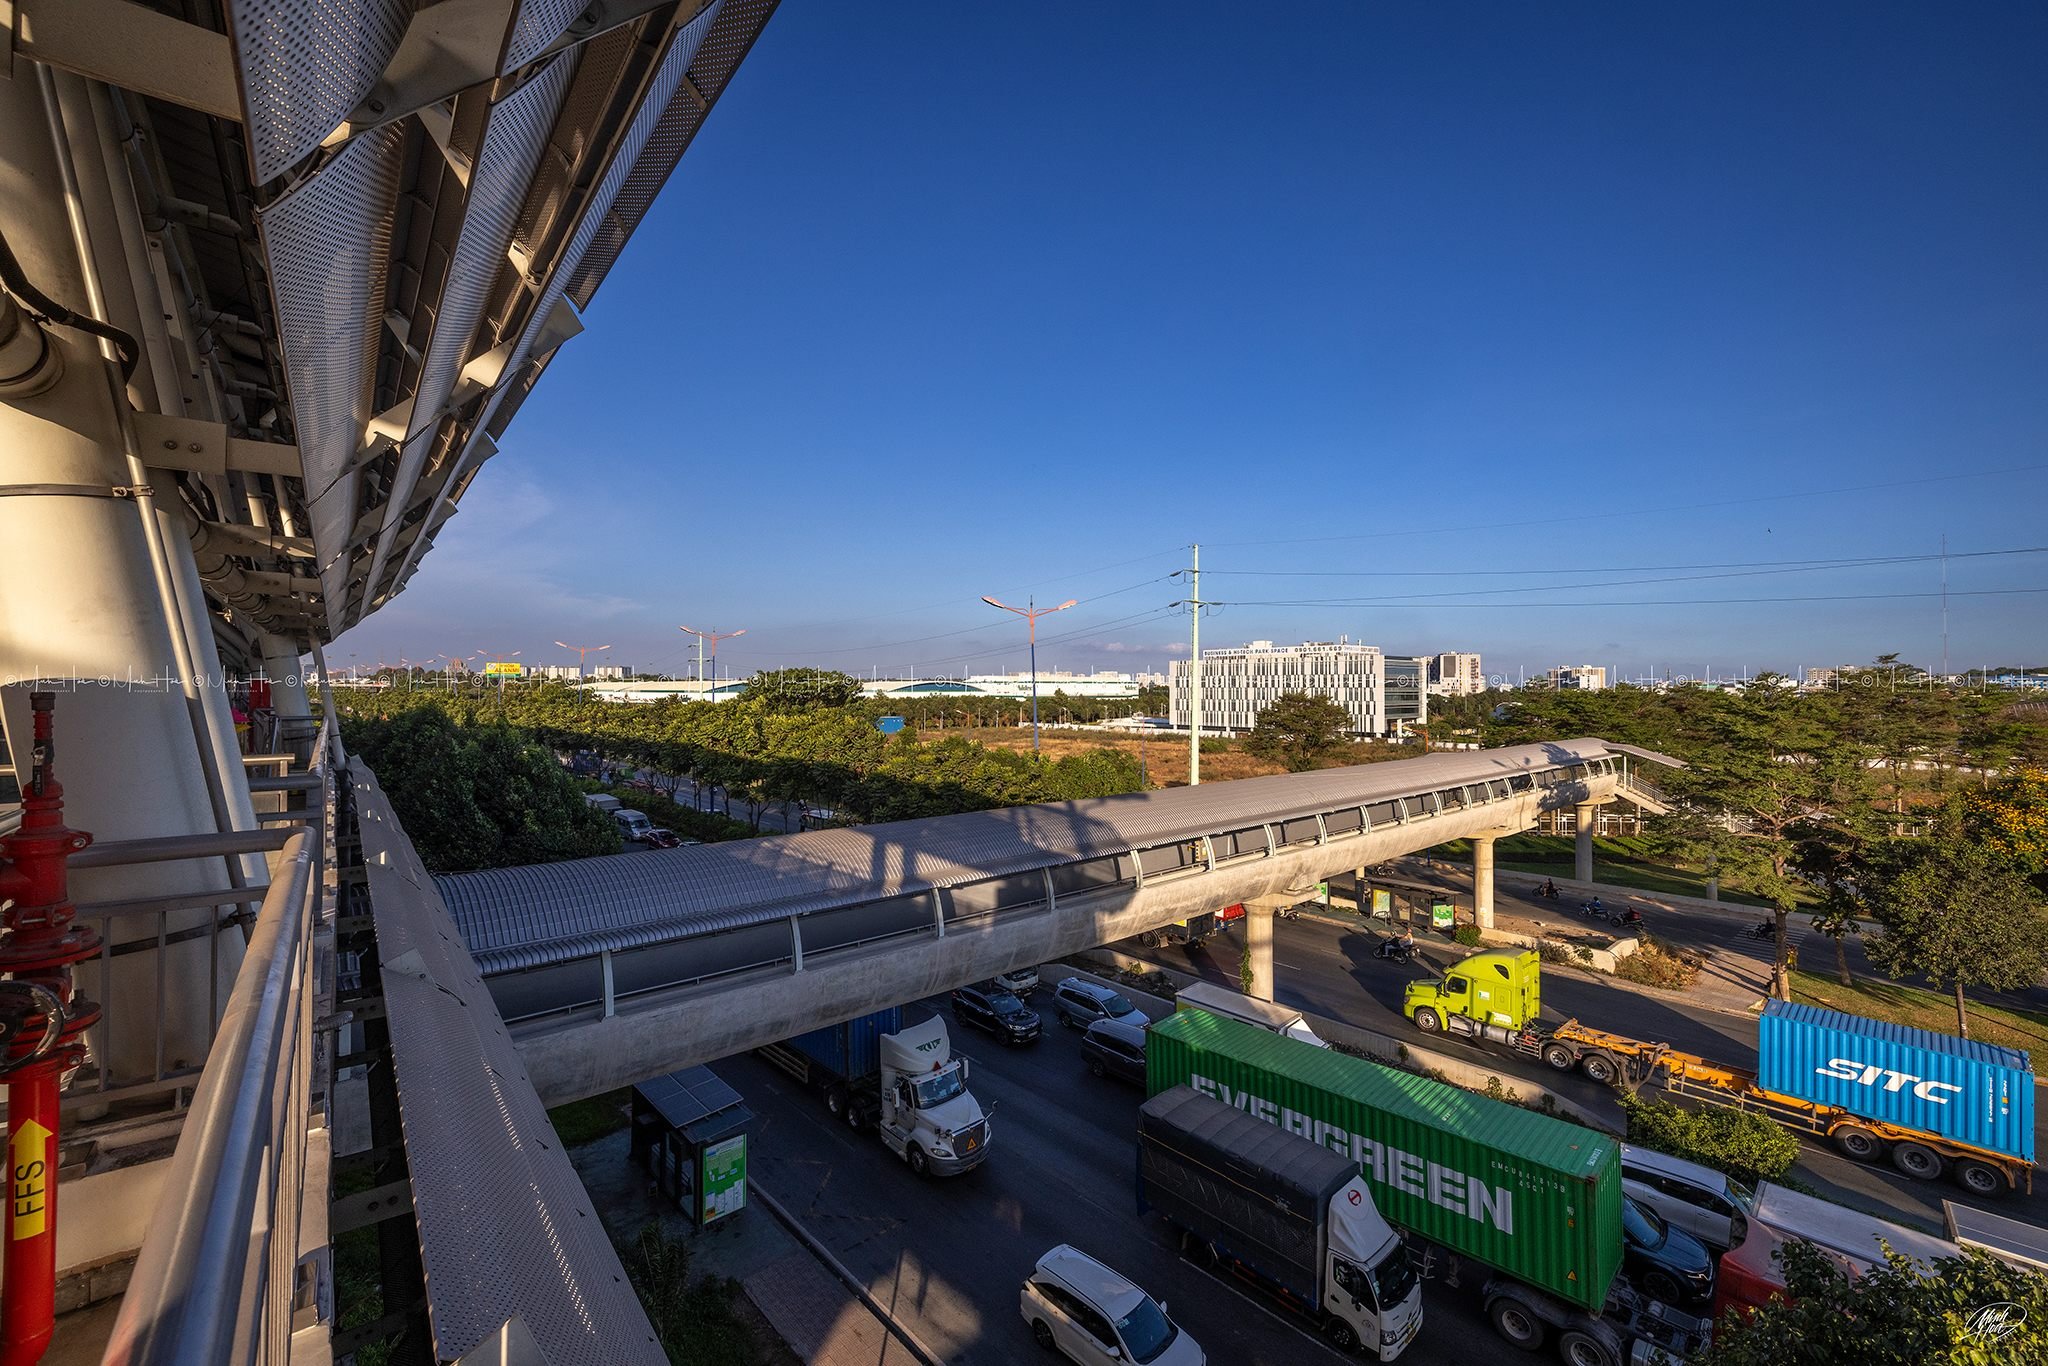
xmin=100 ymin=717 xmax=338 ymax=1366
xmin=486 ymin=759 xmax=1614 ymax=1027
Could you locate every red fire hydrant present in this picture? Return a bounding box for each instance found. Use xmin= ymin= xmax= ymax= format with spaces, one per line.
xmin=0 ymin=694 xmax=100 ymax=1366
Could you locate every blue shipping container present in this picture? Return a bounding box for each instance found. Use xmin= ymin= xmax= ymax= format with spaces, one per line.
xmin=1758 ymin=1001 xmax=2035 ymax=1162
xmin=788 ymin=1007 xmax=901 ymax=1082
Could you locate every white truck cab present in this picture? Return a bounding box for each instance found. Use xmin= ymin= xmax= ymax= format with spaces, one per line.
xmin=878 ymin=1017 xmax=991 ymax=1176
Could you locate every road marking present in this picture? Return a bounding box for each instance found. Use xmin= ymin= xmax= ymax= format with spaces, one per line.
xmin=1176 ymin=1256 xmax=1351 ymax=1360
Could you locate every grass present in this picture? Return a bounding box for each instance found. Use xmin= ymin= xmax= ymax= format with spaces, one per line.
xmin=1433 ymin=834 xmax=1818 ymax=909
xmin=1791 ymin=971 xmax=2048 ymax=1059
xmin=549 ymin=1088 xmax=632 ymax=1147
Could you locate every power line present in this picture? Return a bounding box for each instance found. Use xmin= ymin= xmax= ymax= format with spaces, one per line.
xmin=1208 ymin=586 xmax=2048 ymax=610
xmin=1201 ymin=545 xmax=2047 ymax=578
xmin=1204 ymin=460 xmax=2048 ymax=549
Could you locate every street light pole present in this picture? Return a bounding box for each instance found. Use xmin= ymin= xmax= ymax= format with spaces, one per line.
xmin=554 ymin=640 xmax=612 ymax=679
xmin=678 ymin=625 xmax=746 ymax=700
xmin=981 ymin=595 xmax=1076 ymax=755
xmin=478 ymin=648 xmax=522 ymax=702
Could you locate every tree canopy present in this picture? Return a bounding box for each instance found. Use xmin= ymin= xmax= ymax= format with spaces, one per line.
xmin=1244 ymin=692 xmax=1353 ymax=772
xmin=1698 ymin=1241 xmax=2048 ymax=1366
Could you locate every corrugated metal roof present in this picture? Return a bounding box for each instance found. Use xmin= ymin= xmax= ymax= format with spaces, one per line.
xmin=437 ymin=739 xmax=1617 ymax=972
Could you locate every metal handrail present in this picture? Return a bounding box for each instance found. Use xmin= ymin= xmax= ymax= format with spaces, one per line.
xmin=100 ymin=829 xmax=314 ymax=1364
xmin=99 ymin=713 xmax=337 ymax=1365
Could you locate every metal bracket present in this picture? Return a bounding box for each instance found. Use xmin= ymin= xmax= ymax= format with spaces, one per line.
xmin=133 ymin=411 xmax=302 ymax=477
xmin=330 ymin=1177 xmax=414 ymax=1235
xmin=14 ymin=0 xmax=239 ymax=121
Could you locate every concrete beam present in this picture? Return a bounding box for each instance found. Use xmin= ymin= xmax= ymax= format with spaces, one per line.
xmin=510 ymin=779 xmax=1619 ymax=1106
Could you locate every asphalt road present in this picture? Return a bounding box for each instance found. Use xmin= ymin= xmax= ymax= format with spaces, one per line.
xmin=714 ymin=998 xmax=1516 ymax=1366
xmin=1122 ymin=914 xmax=2048 ymax=1234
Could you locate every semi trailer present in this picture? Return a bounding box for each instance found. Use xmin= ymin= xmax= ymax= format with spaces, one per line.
xmin=1148 ymin=1009 xmax=1707 ymax=1366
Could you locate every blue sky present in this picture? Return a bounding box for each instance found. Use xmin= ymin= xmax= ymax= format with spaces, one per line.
xmin=343 ymin=2 xmax=2048 ymax=682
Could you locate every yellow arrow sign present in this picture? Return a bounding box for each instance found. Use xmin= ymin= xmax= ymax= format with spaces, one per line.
xmin=11 ymin=1119 xmax=51 ymax=1240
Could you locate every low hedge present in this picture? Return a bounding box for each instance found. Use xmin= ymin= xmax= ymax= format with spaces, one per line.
xmin=1617 ymin=1094 xmax=1800 ymax=1184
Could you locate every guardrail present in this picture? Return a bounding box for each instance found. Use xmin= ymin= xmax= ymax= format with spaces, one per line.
xmin=100 ymin=717 xmax=337 ymax=1366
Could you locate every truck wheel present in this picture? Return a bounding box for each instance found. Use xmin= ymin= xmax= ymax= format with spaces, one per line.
xmin=1954 ymin=1159 xmax=2006 ymax=1196
xmin=1030 ymin=1320 xmax=1056 ymax=1351
xmin=1413 ymin=1008 xmax=1443 ymax=1035
xmin=1578 ymin=1052 xmax=1622 ymax=1087
xmin=1557 ymin=1328 xmax=1621 ymax=1366
xmin=1891 ymin=1141 xmax=1943 ymax=1180
xmin=842 ymin=1103 xmax=865 ymax=1133
xmin=824 ymin=1086 xmax=847 ymax=1119
xmin=1089 ymin=1057 xmax=1106 ymax=1077
xmin=1322 ymin=1318 xmax=1359 ymax=1352
xmin=1832 ymin=1124 xmax=1884 ymax=1162
xmin=907 ymin=1146 xmax=930 ymax=1177
xmin=1541 ymin=1042 xmax=1577 ymax=1072
xmin=1487 ymin=1297 xmax=1546 ymax=1351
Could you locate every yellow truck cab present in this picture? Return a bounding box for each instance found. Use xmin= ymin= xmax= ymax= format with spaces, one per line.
xmin=1403 ymin=948 xmax=1540 ymax=1039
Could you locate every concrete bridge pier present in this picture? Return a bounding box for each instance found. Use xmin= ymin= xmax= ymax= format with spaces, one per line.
xmin=1574 ymin=802 xmax=1602 ymax=882
xmin=1243 ymin=895 xmax=1287 ymax=1002
xmin=1472 ymin=832 xmax=1505 ymax=929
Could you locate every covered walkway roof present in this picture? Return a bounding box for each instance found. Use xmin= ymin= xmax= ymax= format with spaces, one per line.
xmin=437 ymin=738 xmax=1623 ymax=972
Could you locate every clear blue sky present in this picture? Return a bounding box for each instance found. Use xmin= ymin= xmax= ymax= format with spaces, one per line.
xmin=342 ymin=2 xmax=2048 ymax=683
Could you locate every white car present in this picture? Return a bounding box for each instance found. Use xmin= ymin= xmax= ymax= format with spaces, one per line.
xmin=1021 ymin=1245 xmax=1205 ymax=1365
xmin=994 ymin=965 xmax=1040 ymax=996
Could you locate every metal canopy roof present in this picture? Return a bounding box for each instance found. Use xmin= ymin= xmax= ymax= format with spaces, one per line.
xmin=47 ymin=0 xmax=780 ymax=643
xmin=436 ymin=738 xmax=1619 ymax=971
xmin=636 ymin=1066 xmax=749 ymax=1142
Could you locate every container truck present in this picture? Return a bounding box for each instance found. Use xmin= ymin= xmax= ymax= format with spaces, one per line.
xmin=1138 ymin=1085 xmax=1424 ymax=1359
xmin=1138 ymin=910 xmax=1219 ymax=950
xmin=1403 ymin=952 xmax=2036 ymax=1198
xmin=758 ymin=1009 xmax=992 ymax=1176
xmin=1148 ymin=1010 xmax=1707 ymax=1366
xmin=1176 ymin=981 xmax=1329 ymax=1048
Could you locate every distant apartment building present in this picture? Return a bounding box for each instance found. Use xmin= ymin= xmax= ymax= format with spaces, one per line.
xmin=1426 ymin=651 xmax=1485 ymax=696
xmin=1169 ymin=640 xmax=1391 ymax=736
xmin=590 ymin=664 xmax=635 ymax=681
xmin=1134 ymin=671 xmax=1169 ymax=689
xmin=1548 ymin=664 xmax=1608 ymax=691
xmin=531 ymin=664 xmax=583 ymax=681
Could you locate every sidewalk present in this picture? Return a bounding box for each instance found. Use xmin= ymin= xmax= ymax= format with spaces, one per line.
xmin=570 ymin=1128 xmax=930 ymax=1365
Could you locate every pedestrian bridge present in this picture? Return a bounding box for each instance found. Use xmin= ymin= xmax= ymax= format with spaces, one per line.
xmin=438 ymin=739 xmax=1644 ymax=1105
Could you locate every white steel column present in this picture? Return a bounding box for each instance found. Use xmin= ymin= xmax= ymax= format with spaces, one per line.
xmin=0 ymin=68 xmax=243 ymax=1079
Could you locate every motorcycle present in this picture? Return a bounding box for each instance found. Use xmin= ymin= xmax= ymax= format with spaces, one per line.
xmin=1374 ymin=937 xmax=1418 ymax=964
xmin=1746 ymin=918 xmax=1777 ymax=941
xmin=1609 ymin=907 xmax=1646 ymax=930
xmin=1535 ymin=882 xmax=1562 ymax=901
xmin=1578 ymin=898 xmax=1606 ymax=919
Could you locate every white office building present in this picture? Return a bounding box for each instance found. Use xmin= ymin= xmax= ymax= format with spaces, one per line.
xmin=1427 ymin=652 xmax=1485 ymax=696
xmin=1549 ymin=664 xmax=1608 ymax=691
xmin=1169 ymin=640 xmax=1391 ymax=736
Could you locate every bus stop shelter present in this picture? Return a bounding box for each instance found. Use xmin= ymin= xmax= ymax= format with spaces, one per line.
xmin=631 ymin=1067 xmax=754 ymax=1230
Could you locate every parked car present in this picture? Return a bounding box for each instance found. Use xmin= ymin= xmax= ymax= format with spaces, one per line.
xmin=640 ymin=827 xmax=681 ymax=849
xmin=951 ymin=983 xmax=1042 ymax=1045
xmin=1620 ymin=1145 xmax=1754 ymax=1252
xmin=1080 ymin=1019 xmax=1147 ymax=1085
xmin=994 ymin=965 xmax=1040 ymax=997
xmin=612 ymin=808 xmax=654 ymax=841
xmin=1621 ymin=1194 xmax=1717 ymax=1307
xmin=1020 ymin=1244 xmax=1205 ymax=1365
xmin=1051 ymin=978 xmax=1149 ymax=1031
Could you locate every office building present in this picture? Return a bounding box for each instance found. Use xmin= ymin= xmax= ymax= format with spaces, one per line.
xmin=1548 ymin=664 xmax=1608 ymax=691
xmin=1169 ymin=640 xmax=1391 ymax=736
xmin=1427 ymin=651 xmax=1485 ymax=696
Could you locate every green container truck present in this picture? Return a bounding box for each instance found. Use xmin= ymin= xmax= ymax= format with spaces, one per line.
xmin=1148 ymin=1010 xmax=1705 ymax=1366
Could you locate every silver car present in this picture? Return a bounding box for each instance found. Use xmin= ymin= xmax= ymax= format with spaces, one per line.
xmin=1620 ymin=1145 xmax=1754 ymax=1252
xmin=1051 ymin=978 xmax=1149 ymax=1031
xmin=1021 ymin=1244 xmax=1205 ymax=1365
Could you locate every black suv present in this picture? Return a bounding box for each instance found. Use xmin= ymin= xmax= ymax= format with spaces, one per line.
xmin=950 ymin=983 xmax=1042 ymax=1045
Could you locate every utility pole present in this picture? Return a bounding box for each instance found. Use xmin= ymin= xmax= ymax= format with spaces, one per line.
xmin=981 ymin=595 xmax=1077 ymax=754
xmin=1939 ymin=533 xmax=1950 ymax=681
xmin=1175 ymin=544 xmax=1212 ymax=786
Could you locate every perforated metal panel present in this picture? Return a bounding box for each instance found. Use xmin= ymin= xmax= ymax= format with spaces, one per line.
xmin=364 ymin=54 xmax=575 ymax=601
xmin=389 ymin=6 xmax=721 ymax=594
xmin=258 ymin=123 xmax=406 ymax=626
xmin=352 ymin=766 xmax=666 ymax=1366
xmin=567 ymin=0 xmax=778 ymax=309
xmin=229 ymin=0 xmax=415 ymax=184
xmin=501 ymin=0 xmax=584 ymax=73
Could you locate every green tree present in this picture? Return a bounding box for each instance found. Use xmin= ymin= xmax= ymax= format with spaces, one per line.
xmin=1244 ymin=692 xmax=1353 ymax=772
xmin=738 ymin=668 xmax=865 ymax=710
xmin=1863 ymin=807 xmax=2048 ymax=1038
xmin=1698 ymin=1240 xmax=2048 ymax=1366
xmin=1136 ymin=682 xmax=1168 ymax=714
xmin=1654 ymin=676 xmax=1834 ymax=1000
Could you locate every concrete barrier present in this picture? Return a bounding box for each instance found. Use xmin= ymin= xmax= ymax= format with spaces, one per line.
xmin=1047 ymin=954 xmax=1617 ymax=1134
